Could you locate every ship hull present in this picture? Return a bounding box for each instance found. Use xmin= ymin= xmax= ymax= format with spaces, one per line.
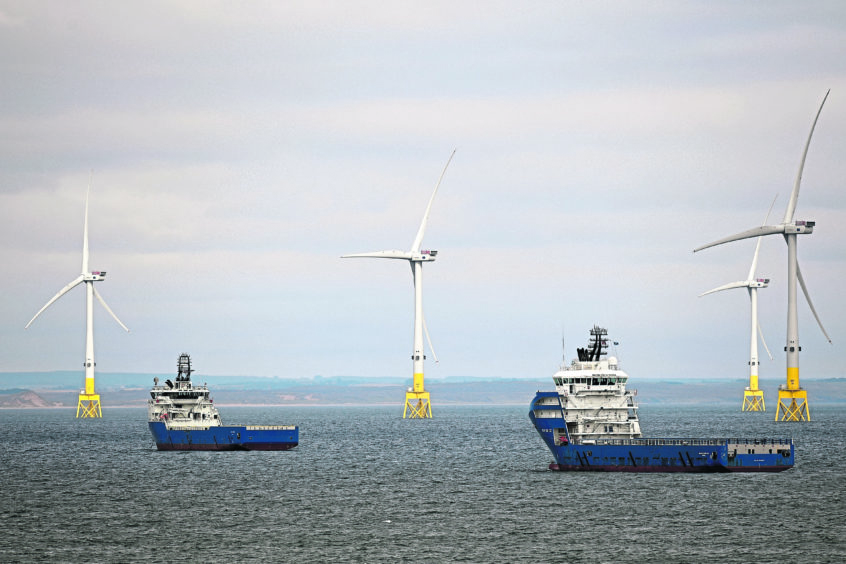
xmin=547 ymin=463 xmax=790 ymax=473
xmin=148 ymin=421 xmax=298 ymax=451
xmin=530 ymin=393 xmax=793 ymax=473
xmin=543 ymin=443 xmax=792 ymax=473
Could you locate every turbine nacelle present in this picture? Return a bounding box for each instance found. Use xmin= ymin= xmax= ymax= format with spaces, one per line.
xmin=412 ymin=250 xmax=438 ymax=262
xmin=788 ymin=220 xmax=815 ymax=234
xmin=84 ymin=271 xmax=107 ymax=282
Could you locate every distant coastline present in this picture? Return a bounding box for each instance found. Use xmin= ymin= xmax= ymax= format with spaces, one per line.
xmin=2 ymin=375 xmax=845 ymax=409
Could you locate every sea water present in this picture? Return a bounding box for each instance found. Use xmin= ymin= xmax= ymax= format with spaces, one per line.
xmin=1 ymin=404 xmax=844 ymax=563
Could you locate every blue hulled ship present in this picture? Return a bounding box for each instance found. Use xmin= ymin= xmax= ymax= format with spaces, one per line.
xmin=148 ymin=354 xmax=298 ymax=451
xmin=530 ymin=326 xmax=793 ymax=472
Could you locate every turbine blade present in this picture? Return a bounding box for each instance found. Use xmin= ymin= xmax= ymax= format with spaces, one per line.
xmin=748 ymin=194 xmax=778 ymax=280
xmin=699 ymin=280 xmax=748 ymax=297
xmin=25 ymin=275 xmax=85 ymax=328
xmin=82 ymin=177 xmax=91 ymax=274
xmin=747 ymin=238 xmax=764 ymax=281
xmin=784 ymin=89 xmax=829 ymax=224
xmin=423 ymin=313 xmax=439 ymax=364
xmin=411 ymin=149 xmax=456 ymax=253
xmin=341 ymin=250 xmax=413 ymax=260
xmin=93 ymin=286 xmax=130 ymax=332
xmin=757 ymin=320 xmax=774 ymax=361
xmin=797 ymin=263 xmax=832 ymax=343
xmin=694 ymin=225 xmax=784 ymax=253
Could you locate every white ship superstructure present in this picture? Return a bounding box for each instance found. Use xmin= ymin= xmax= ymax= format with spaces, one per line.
xmin=148 ymin=353 xmax=221 ymax=429
xmin=535 ymin=326 xmax=641 ymax=444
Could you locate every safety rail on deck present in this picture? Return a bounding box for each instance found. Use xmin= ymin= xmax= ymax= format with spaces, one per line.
xmin=162 ymin=424 xmax=296 ymax=431
xmin=577 ymin=437 xmax=793 ymax=447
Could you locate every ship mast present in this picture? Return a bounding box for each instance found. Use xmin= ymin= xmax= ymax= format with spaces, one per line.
xmin=577 ymin=325 xmax=608 ymax=362
xmin=177 ymin=353 xmax=193 ymax=383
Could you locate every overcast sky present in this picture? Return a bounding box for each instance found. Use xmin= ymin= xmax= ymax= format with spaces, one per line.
xmin=1 ymin=2 xmax=844 ymax=386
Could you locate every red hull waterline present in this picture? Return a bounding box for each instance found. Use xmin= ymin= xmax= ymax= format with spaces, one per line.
xmin=549 ymin=463 xmax=791 ymax=473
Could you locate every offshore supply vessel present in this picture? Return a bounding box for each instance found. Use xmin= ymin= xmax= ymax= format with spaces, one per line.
xmin=148 ymin=353 xmax=298 ymax=451
xmin=530 ymin=326 xmax=794 ymax=472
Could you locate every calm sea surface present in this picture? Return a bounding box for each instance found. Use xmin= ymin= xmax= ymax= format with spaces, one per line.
xmin=1 ymin=404 xmax=844 ymax=563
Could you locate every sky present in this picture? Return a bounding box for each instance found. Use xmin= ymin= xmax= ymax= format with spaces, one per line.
xmin=1 ymin=1 xmax=845 ymax=385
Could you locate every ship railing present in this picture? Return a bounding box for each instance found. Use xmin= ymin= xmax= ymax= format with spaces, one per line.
xmin=245 ymin=425 xmax=297 ymax=430
xmin=166 ymin=425 xmax=211 ymax=431
xmin=575 ymin=437 xmax=793 ymax=447
xmin=725 ymin=438 xmax=794 ymax=446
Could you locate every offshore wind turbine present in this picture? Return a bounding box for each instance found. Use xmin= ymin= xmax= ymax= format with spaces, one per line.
xmin=25 ymin=184 xmax=130 ymax=418
xmin=699 ymin=198 xmax=777 ymax=412
xmin=695 ymin=91 xmax=833 ymax=422
xmin=342 ymin=150 xmax=455 ymax=419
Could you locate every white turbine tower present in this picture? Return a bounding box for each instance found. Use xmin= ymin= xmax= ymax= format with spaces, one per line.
xmin=699 ymin=198 xmax=777 ymax=412
xmin=25 ymin=183 xmax=130 ymax=418
xmin=343 ymin=150 xmax=455 ymax=419
xmin=695 ymin=91 xmax=833 ymax=422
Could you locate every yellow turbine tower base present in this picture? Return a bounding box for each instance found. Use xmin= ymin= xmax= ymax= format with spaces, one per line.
xmin=76 ymin=393 xmax=102 ymax=418
xmin=403 ymin=390 xmax=432 ymax=419
xmin=742 ymin=389 xmax=765 ymax=412
xmin=775 ymin=388 xmax=810 ymax=422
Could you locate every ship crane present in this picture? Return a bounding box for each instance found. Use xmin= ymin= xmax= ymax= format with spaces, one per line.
xmin=25 ymin=182 xmax=130 ymax=418
xmin=695 ymin=91 xmax=833 ymax=422
xmin=343 ymin=150 xmax=455 ymax=418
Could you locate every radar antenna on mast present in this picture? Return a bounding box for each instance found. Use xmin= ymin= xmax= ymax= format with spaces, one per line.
xmin=578 ymin=326 xmax=608 ymax=361
xmin=177 ymin=353 xmax=193 ymax=382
